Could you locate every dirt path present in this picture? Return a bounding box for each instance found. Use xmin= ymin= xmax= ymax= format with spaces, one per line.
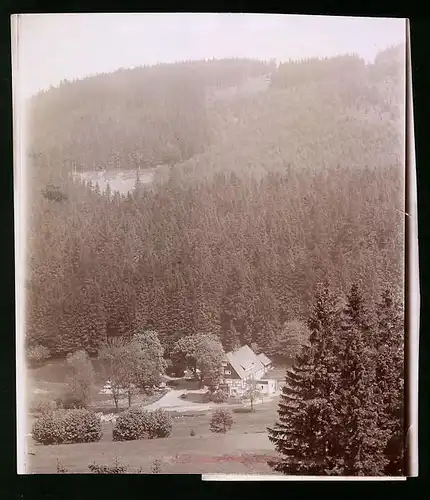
xmin=143 ymin=389 xmax=281 ymax=413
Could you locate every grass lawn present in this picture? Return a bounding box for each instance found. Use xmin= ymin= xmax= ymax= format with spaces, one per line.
xmin=26 ymin=400 xmax=280 ymax=474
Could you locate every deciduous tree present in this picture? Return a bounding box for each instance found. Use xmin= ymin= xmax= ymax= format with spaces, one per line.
xmin=65 ymin=350 xmax=96 ymax=408
xmin=171 ymin=333 xmax=225 ymax=388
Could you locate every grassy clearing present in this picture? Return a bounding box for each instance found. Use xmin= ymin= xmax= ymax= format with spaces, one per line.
xmin=26 ymin=400 xmax=280 ymax=474
xmin=26 ymin=360 xmax=286 ymax=474
xmin=29 ymin=437 xmax=279 ymax=474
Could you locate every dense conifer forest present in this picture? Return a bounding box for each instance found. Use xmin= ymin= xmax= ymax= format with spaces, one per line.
xmin=25 ymin=46 xmax=405 ymax=360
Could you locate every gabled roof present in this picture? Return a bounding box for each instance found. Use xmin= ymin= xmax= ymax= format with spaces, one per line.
xmin=225 ymin=345 xmax=270 ymax=380
xmin=257 ymin=353 xmax=272 ymax=366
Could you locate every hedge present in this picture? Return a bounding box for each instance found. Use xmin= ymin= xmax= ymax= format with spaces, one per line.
xmin=32 ymin=409 xmax=102 ymax=445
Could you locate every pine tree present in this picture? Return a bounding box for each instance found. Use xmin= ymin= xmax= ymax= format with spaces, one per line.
xmin=134 ymin=169 xmax=141 ymax=195
xmin=374 ymin=287 xmax=404 ymax=475
xmin=105 ymin=182 xmax=112 ymax=200
xmin=220 ymin=266 xmax=248 ymax=349
xmin=224 ymin=325 xmax=240 ymax=353
xmin=267 ymin=319 xmax=310 ymax=364
xmin=331 ymin=282 xmax=390 ymax=476
xmin=268 ymin=281 xmax=342 ymax=474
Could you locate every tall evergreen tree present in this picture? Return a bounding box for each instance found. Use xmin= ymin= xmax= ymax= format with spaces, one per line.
xmin=331 ymin=283 xmax=390 ymax=476
xmin=268 ymin=281 xmax=342 ymax=474
xmin=374 ymin=288 xmax=404 ymax=475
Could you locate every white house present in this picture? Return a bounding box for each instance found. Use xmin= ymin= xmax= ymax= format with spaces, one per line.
xmin=221 ymin=345 xmax=277 ymax=397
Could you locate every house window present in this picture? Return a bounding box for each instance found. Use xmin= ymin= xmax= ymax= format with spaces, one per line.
xmin=225 ymin=370 xmax=231 ymax=375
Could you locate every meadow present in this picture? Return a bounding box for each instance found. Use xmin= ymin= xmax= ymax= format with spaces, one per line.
xmin=26 ymin=360 xmax=285 ymax=474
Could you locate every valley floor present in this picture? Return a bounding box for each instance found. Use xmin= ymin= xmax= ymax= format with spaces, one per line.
xmin=25 ymin=400 xmax=280 ymax=475
xmin=24 ymin=362 xmax=286 ymax=474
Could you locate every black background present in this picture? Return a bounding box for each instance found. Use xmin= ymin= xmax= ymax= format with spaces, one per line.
xmin=0 ymin=3 xmax=428 ymax=497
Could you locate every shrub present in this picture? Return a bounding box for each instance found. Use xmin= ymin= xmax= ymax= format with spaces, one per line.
xmin=112 ymin=408 xmax=173 ymax=441
xmin=56 ymin=459 xmax=68 ymax=473
xmin=209 ymin=409 xmax=234 ymax=434
xmin=32 ymin=411 xmax=65 ymax=445
xmin=112 ymin=408 xmax=149 ymax=441
xmin=27 ymin=345 xmax=50 ymax=367
xmin=88 ymin=457 xmax=128 ymax=474
xmin=151 ymin=409 xmax=173 ymax=438
xmin=60 ymin=393 xmax=87 ymax=409
xmin=54 ymin=397 xmax=64 ymax=409
xmin=62 ymin=409 xmax=102 ymax=444
xmin=206 ymin=383 xmax=219 ymax=393
xmin=143 ymin=386 xmax=155 ymax=396
xmin=32 ymin=409 xmax=102 ymax=445
xmin=151 ymin=459 xmax=164 ymax=474
xmin=210 ymin=389 xmax=228 ymax=404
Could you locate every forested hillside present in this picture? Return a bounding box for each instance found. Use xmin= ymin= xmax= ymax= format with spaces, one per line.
xmin=27 ymin=58 xmax=273 ymax=178
xmin=25 ymin=46 xmax=405 ymax=358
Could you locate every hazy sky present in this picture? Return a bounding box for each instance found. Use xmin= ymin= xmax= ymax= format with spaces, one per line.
xmin=13 ymin=13 xmax=406 ymax=98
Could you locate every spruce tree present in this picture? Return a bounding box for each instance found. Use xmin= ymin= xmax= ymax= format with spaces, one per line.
xmin=331 ymin=282 xmax=390 ymax=476
xmin=268 ymin=281 xmax=342 ymax=474
xmin=224 ymin=325 xmax=240 ymax=353
xmin=374 ymin=288 xmax=404 ymax=475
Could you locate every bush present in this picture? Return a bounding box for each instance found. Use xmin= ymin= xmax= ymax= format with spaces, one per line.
xmin=27 ymin=345 xmax=50 ymax=367
xmin=150 ymin=459 xmax=164 ymax=474
xmin=206 ymin=383 xmax=219 ymax=393
xmin=60 ymin=393 xmax=87 ymax=409
xmin=32 ymin=411 xmax=65 ymax=445
xmin=112 ymin=408 xmax=172 ymax=441
xmin=56 ymin=459 xmax=68 ymax=473
xmin=209 ymin=409 xmax=234 ymax=434
xmin=210 ymin=389 xmax=228 ymax=404
xmin=112 ymin=408 xmax=148 ymax=441
xmin=88 ymin=457 xmax=128 ymax=474
xmin=62 ymin=409 xmax=102 ymax=443
xmin=151 ymin=409 xmax=173 ymax=438
xmin=54 ymin=397 xmax=64 ymax=409
xmin=32 ymin=409 xmax=102 ymax=445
